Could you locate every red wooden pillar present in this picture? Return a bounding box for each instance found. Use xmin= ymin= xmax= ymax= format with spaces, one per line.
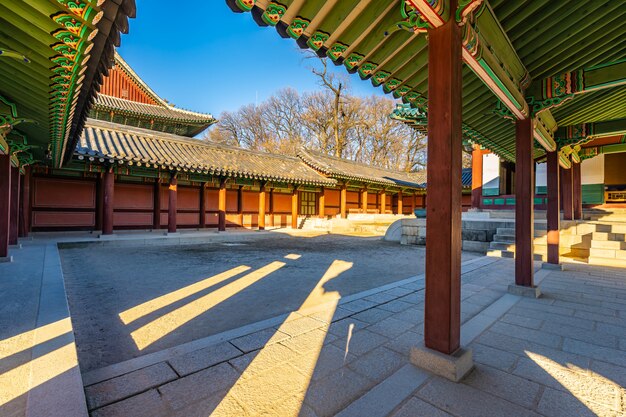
xmin=102 ymin=168 xmax=115 ymax=235
xmin=380 ymin=191 xmax=386 ymax=214
xmin=237 ymin=185 xmax=244 ymax=226
xmin=95 ymin=174 xmax=103 ymax=231
xmin=168 ymin=174 xmax=177 ymax=233
xmin=397 ymin=190 xmax=403 ymax=215
xmin=268 ymin=188 xmax=275 ymax=227
xmin=515 ymin=118 xmax=535 ymax=287
xmin=572 ymin=162 xmax=582 ymax=220
xmin=424 ymin=10 xmax=463 ymax=355
xmin=18 ymin=166 xmax=31 ymax=237
xmin=560 ymin=166 xmax=573 ymax=220
xmin=291 ymin=186 xmax=298 ymax=229
xmin=258 ymin=183 xmax=266 ymax=230
xmin=218 ymin=179 xmax=226 ymax=231
xmin=153 ymin=180 xmax=161 ymax=230
xmin=9 ymin=166 xmax=19 ymax=245
xmin=411 ymin=193 xmax=416 ymax=214
xmin=547 ymin=151 xmax=560 ymax=264
xmin=0 ymin=153 xmax=11 ymax=259
xmin=340 ymin=184 xmax=347 ymax=219
xmin=361 ymin=189 xmax=368 ymax=213
xmin=471 ymin=145 xmax=483 ymax=209
xmin=318 ymin=187 xmax=325 ymax=218
xmin=422 ymin=193 xmax=426 ymax=209
xmin=199 ymin=182 xmax=207 ymax=229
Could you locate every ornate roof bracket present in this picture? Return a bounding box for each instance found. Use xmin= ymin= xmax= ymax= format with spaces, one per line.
xmin=555 ymin=118 xmax=626 ymax=150
xmin=526 ymin=59 xmax=626 ymax=113
xmin=533 ymin=110 xmax=557 ymax=152
xmin=462 ymin=3 xmax=530 ymax=120
xmin=406 ymin=0 xmax=448 ymax=28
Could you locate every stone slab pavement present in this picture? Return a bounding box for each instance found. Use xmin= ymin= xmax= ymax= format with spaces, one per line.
xmin=59 ymin=233 xmax=480 ymax=372
xmin=80 ymin=256 xmax=626 ymax=417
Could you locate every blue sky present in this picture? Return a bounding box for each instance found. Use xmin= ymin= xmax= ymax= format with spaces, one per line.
xmin=117 ymin=0 xmax=382 ymax=116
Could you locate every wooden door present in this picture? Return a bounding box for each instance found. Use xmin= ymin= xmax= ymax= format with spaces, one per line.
xmin=300 ymin=191 xmax=317 ymax=216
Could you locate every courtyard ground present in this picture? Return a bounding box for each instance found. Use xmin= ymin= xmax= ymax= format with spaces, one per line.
xmin=60 ymin=233 xmax=479 ymax=372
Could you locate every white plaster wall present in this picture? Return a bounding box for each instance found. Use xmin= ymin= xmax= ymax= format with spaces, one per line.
xmin=482 ymin=153 xmax=500 ymax=189
xmin=581 ymin=154 xmax=604 ymax=184
xmin=535 ymin=162 xmax=547 ymax=187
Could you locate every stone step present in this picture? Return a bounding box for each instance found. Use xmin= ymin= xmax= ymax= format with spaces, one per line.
xmin=590 ymin=240 xmax=626 ymax=250
xmin=587 ymin=257 xmax=626 ymax=268
xmin=335 ymin=365 xmax=430 ymax=417
xmin=495 ymin=228 xmax=547 ymax=238
xmin=486 ymin=249 xmax=544 ymax=261
xmin=592 ymin=232 xmax=626 ymax=241
xmin=589 ymin=247 xmax=626 ymax=260
xmin=489 ymin=241 xmax=514 ymax=251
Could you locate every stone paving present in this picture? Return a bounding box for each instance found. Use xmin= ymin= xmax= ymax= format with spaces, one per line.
xmin=59 ymin=234 xmax=478 ymax=371
xmin=80 ymin=257 xmax=626 ymax=417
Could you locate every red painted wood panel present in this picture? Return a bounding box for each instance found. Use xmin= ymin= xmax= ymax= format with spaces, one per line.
xmin=205 ymin=213 xmax=219 ymax=225
xmin=100 ymin=65 xmax=158 ymax=105
xmin=226 ymin=213 xmax=242 ymax=226
xmin=113 ymin=212 xmax=153 ymax=226
xmin=33 ymin=178 xmax=95 ymax=208
xmin=226 ymin=190 xmax=238 ymax=212
xmin=114 ymin=183 xmax=153 ymax=210
xmin=178 ymin=187 xmax=200 ymax=210
xmin=242 ymin=191 xmax=259 ymax=212
xmin=325 ymin=189 xmax=340 ymax=206
xmin=273 ymin=193 xmax=291 ymax=213
xmin=346 ymin=191 xmax=359 ymax=204
xmin=32 ymin=212 xmax=95 ymax=227
xmin=205 ymin=189 xmax=219 ymax=211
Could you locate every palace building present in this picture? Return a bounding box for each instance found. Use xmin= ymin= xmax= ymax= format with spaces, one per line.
xmin=4 ymin=52 xmax=471 ymax=237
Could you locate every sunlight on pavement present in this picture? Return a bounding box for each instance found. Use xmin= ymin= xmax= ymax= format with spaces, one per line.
xmin=0 ymin=318 xmax=72 ymax=361
xmin=526 ymin=351 xmax=623 ymax=415
xmin=212 ymin=259 xmax=353 ymax=416
xmin=0 ymin=318 xmax=77 ymax=408
xmin=119 ymin=265 xmax=251 ymax=325
xmin=284 ymin=254 xmax=302 ymax=260
xmin=130 ymin=262 xmax=286 ymax=350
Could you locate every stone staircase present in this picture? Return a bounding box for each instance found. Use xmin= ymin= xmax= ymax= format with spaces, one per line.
xmin=588 ymin=225 xmax=626 ymax=267
xmin=486 ymin=227 xmax=547 ymax=261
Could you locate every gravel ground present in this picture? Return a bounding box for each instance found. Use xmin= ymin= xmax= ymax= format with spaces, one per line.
xmin=60 ymin=233 xmax=479 ymax=372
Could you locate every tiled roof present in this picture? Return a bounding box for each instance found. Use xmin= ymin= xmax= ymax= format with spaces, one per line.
xmin=93 ymin=95 xmax=215 ymax=125
xmin=297 ymin=148 xmax=427 ymax=189
xmin=75 ymin=119 xmax=335 ymax=186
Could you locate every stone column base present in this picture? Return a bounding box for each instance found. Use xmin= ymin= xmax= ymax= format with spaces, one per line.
xmin=410 ymin=342 xmax=474 ymax=382
xmin=164 ymin=232 xmax=180 ymax=236
xmin=98 ymin=234 xmax=116 ymax=240
xmin=9 ymin=244 xmax=22 ymax=249
xmin=542 ymin=262 xmax=562 ymax=271
xmin=0 ymin=255 xmax=13 ymax=263
xmin=508 ymin=284 xmax=542 ymax=298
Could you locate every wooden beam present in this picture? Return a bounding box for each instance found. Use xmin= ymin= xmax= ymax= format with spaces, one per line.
xmin=9 ymin=166 xmax=19 ymax=245
xmin=168 ymin=173 xmax=177 ymax=233
xmin=361 ymin=188 xmax=368 ymax=213
xmin=424 ymin=9 xmax=463 ymax=355
xmin=200 ymin=182 xmax=207 ymax=229
xmin=153 ymin=180 xmax=161 ymax=230
xmin=515 ymin=118 xmax=535 ymax=287
xmin=528 ymin=59 xmax=626 ymax=110
xmin=0 ymin=153 xmax=10 ymax=258
xmin=18 ymin=167 xmax=30 ymax=237
xmin=269 ymin=187 xmax=275 ymax=227
xmin=555 ymin=118 xmax=626 ymax=148
xmin=340 ymin=184 xmax=347 ymax=219
xmin=291 ymin=186 xmax=298 ymax=229
xmin=102 ymin=168 xmax=114 ymax=235
xmin=572 ymin=162 xmax=582 ymax=220
xmin=471 ymin=145 xmax=483 ymax=208
xmin=218 ymin=179 xmax=226 ymax=231
xmin=237 ymin=185 xmax=244 ymax=227
xmin=259 ymin=182 xmax=266 ymax=230
xmin=560 ymin=166 xmax=573 ymax=220
xmin=546 ymin=151 xmax=560 ymax=265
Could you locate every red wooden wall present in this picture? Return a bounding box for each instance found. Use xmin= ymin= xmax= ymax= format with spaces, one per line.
xmin=99 ymin=65 xmax=158 ymax=105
